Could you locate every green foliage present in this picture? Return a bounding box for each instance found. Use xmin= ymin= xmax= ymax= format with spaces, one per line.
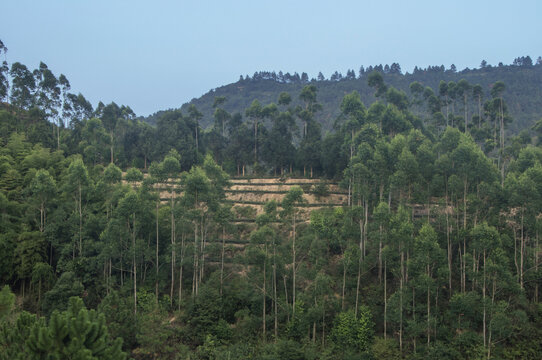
xmin=330 ymin=308 xmax=374 ymax=353
xmin=0 ymin=311 xmax=40 ymax=360
xmin=27 ymin=297 xmax=125 ymax=359
xmin=370 ymin=337 xmax=400 ymax=360
xmin=0 ymin=286 xmax=15 ymax=321
xmin=42 ymin=272 xmax=84 ymax=316
xmin=3 ymin=45 xmax=542 ymax=358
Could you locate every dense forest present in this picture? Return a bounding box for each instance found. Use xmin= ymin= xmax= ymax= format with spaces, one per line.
xmin=146 ymin=55 xmax=542 ymax=135
xmin=2 ymin=39 xmax=542 ymax=359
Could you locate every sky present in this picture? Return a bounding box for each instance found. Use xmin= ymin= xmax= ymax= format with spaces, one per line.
xmin=2 ymin=0 xmax=541 ymax=117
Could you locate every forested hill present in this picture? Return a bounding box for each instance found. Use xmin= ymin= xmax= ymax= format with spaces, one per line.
xmin=143 ymin=59 xmax=542 ymax=134
xmin=5 ymin=40 xmax=542 ymax=359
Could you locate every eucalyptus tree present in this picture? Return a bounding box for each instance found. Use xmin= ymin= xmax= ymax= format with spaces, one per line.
xmin=99 ymin=102 xmax=121 ymax=164
xmin=277 ymin=92 xmax=292 ymax=107
xmin=249 ymin=224 xmax=275 ymax=341
xmin=116 ymin=190 xmax=140 ymax=314
xmin=470 ymin=223 xmax=500 ymax=349
xmin=298 ymin=84 xmax=322 ymax=138
xmin=225 ymin=112 xmax=252 ymax=175
xmin=65 ymin=158 xmax=90 ymax=258
xmin=31 ymin=262 xmax=54 ymax=306
xmin=381 ymin=104 xmax=412 ymax=137
xmin=245 ymin=99 xmax=263 ymax=164
xmin=34 ymin=62 xmax=61 ymax=148
xmin=367 ymin=71 xmax=387 ymax=98
xmin=456 ymin=79 xmax=472 ymax=133
xmin=63 ymin=93 xmax=93 ymax=151
xmin=150 ymin=150 xmax=181 ymax=303
xmin=9 ymin=62 xmax=36 ymax=110
xmin=58 ymin=74 xmax=70 ymax=127
xmin=472 ymin=84 xmax=484 ymax=128
xmin=198 ymin=155 xmax=230 ymax=288
xmin=447 ymin=81 xmax=458 ymax=123
xmin=29 ymin=169 xmax=56 ymax=234
xmin=208 ymin=97 xmax=231 ymax=164
xmin=438 ymin=80 xmax=449 ymax=124
xmin=261 ymin=105 xmax=296 ymax=175
xmin=389 ymin=206 xmax=414 ymax=353
xmin=490 ymin=81 xmax=507 ymax=181
xmin=99 ymin=163 xmax=123 ymax=293
xmin=369 ymin=139 xmax=394 ymax=202
xmin=215 ymin=204 xmax=233 ymax=297
xmin=213 ymin=96 xmax=229 ymax=137
xmin=80 ymin=118 xmax=109 ymax=165
xmin=15 ymin=231 xmax=47 ymax=299
xmin=0 ymin=40 xmax=8 ymax=103
xmin=446 ymin=131 xmax=496 ymax=292
xmin=372 ymin=202 xmax=392 ymax=339
xmin=385 ymin=87 xmax=409 ymax=112
xmin=181 ymin=165 xmax=211 ymax=297
xmin=505 ymin=166 xmax=542 ymax=290
xmin=411 ymin=224 xmax=444 ymax=345
xmin=187 ymin=104 xmax=203 ymax=156
xmin=337 ymin=91 xmax=366 ymax=162
xmin=409 ymin=81 xmax=424 ymax=110
xmin=280 ymin=186 xmax=305 ymax=318
xmin=155 ymin=110 xmax=197 ymax=168
xmin=298 ymin=119 xmax=322 ymax=177
xmin=67 ymin=93 xmax=93 ymax=123
xmin=393 ymin=147 xmax=420 ymax=203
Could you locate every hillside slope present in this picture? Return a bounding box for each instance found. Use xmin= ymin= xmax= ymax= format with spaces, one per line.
xmin=143 ymin=63 xmax=542 ymax=134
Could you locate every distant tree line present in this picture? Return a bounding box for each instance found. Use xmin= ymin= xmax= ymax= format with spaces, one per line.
xmin=238 ymin=56 xmax=541 ymax=84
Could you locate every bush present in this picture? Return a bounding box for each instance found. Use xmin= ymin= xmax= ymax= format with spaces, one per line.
xmin=330 ymin=307 xmax=374 ymax=353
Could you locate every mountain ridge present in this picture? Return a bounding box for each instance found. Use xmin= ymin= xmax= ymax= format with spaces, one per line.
xmin=142 ymin=62 xmax=542 ymax=134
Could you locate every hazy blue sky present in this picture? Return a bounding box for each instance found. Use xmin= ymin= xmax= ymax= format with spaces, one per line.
xmin=2 ymin=0 xmax=541 ymax=116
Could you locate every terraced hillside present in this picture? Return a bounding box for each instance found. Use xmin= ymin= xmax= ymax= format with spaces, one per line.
xmin=226 ymin=178 xmax=347 ymax=218
xmin=140 ymin=177 xmax=349 ymax=262
xmin=151 ymin=177 xmax=348 ymax=221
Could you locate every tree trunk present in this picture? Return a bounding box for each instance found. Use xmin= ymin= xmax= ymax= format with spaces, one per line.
xmin=170 ymin=191 xmax=176 ymax=304
xmin=283 ymin=275 xmax=289 ymax=323
xmin=132 ymin=214 xmax=137 ymax=315
xmin=427 ymin=283 xmax=430 ymax=345
xmin=79 ymin=183 xmax=82 ymax=256
xmin=292 ymin=212 xmax=297 ymax=318
xmin=400 ymin=251 xmax=404 ymax=354
xmin=483 ymin=250 xmax=486 ymax=348
xmin=536 ymin=231 xmax=539 ymax=303
xmin=378 ymin=224 xmax=383 ymax=283
xmin=195 ymin=124 xmax=198 ymax=154
xmin=273 ymin=241 xmax=278 ymax=340
xmin=254 ymin=119 xmax=258 ymax=162
xmin=519 ymin=206 xmax=525 ymax=289
xmin=179 ymin=232 xmax=185 ymax=308
xmin=193 ymin=220 xmax=198 ymax=296
xmin=40 ymin=202 xmax=45 ymax=233
xmin=355 ymin=219 xmax=363 ymax=316
xmin=199 ymin=214 xmax=206 ymax=285
xmin=155 ymin=201 xmax=159 ymax=304
xmin=412 ymin=287 xmax=416 ymax=353
xmin=478 ymin=95 xmax=482 ymax=128
xmin=446 ymin=187 xmax=452 ymax=297
xmin=220 ymin=225 xmax=226 ymax=296
xmin=445 ymin=94 xmax=449 ymax=125
xmin=341 ymin=256 xmax=347 ymax=310
xmin=384 ymin=259 xmax=387 ymax=339
xmin=464 ymin=93 xmax=468 ymax=134
xmin=463 ymin=178 xmax=468 ymax=230
xmin=263 ymin=243 xmax=267 ymax=342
